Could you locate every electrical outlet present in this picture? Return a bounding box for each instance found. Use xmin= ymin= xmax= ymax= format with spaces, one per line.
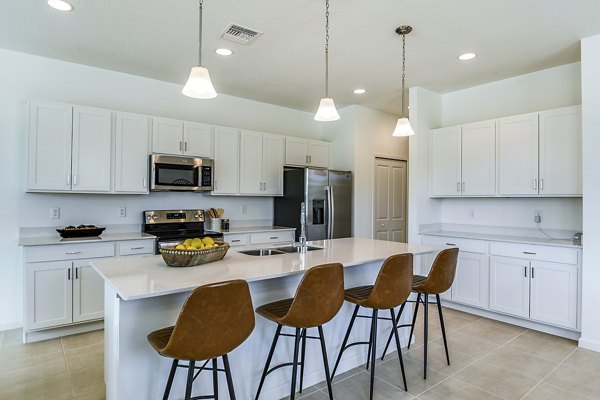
xmin=49 ymin=207 xmax=60 ymax=219
xmin=534 ymin=209 xmax=543 ymax=223
xmin=242 ymin=204 xmax=247 ymax=215
xmin=118 ymin=207 xmax=127 ymax=218
xmin=469 ymin=208 xmax=476 ymax=219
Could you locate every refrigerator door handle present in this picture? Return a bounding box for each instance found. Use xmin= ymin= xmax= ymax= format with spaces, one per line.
xmin=326 ymin=185 xmax=335 ymax=239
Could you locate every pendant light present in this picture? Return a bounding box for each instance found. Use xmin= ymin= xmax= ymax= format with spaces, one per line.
xmin=392 ymin=25 xmax=415 ymax=136
xmin=182 ymin=0 xmax=217 ymax=99
xmin=314 ymin=0 xmax=340 ymax=121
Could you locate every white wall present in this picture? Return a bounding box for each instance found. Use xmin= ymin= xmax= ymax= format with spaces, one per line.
xmin=579 ymin=35 xmax=600 ymax=352
xmin=0 ymin=49 xmax=326 ymax=329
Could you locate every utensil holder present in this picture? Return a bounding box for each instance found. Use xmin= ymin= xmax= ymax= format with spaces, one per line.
xmin=209 ymin=218 xmax=222 ymax=231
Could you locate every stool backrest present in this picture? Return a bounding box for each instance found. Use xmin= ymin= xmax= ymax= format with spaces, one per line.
xmin=364 ymin=253 xmax=414 ymax=309
xmin=418 ymin=248 xmax=459 ymax=294
xmin=280 ymin=263 xmax=344 ymax=328
xmin=163 ymin=279 xmax=255 ymax=361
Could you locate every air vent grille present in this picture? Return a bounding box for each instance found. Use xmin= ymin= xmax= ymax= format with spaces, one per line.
xmin=219 ymin=23 xmax=263 ymax=45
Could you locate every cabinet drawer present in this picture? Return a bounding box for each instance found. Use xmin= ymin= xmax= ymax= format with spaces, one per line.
xmin=250 ymin=231 xmax=295 ymax=245
xmin=421 ymin=235 xmax=488 ymax=254
xmin=118 ymin=240 xmax=155 ymax=256
xmin=224 ymin=233 xmax=250 ymax=247
xmin=25 ymin=242 xmax=115 ymax=263
xmin=489 ymin=242 xmax=578 ymax=265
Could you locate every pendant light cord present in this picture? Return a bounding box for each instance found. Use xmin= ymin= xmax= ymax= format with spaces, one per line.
xmin=401 ymin=32 xmax=406 ymax=118
xmin=198 ymin=0 xmax=204 ymax=67
xmin=325 ymin=0 xmax=330 ymax=98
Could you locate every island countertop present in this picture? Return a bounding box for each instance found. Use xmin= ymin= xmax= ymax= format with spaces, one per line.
xmin=91 ymin=237 xmax=438 ymax=301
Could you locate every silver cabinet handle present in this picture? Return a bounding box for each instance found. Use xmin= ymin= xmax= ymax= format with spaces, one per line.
xmin=532 ymin=267 xmax=535 ymax=278
xmin=523 ymin=251 xmax=537 ymax=255
xmin=143 ymin=178 xmax=147 ymax=188
xmin=269 ymin=236 xmax=279 ymax=240
xmin=462 ymin=182 xmax=465 ymax=192
xmin=66 ymin=251 xmax=81 ymax=255
xmin=457 ymin=182 xmax=461 ymax=192
xmin=540 ymin=178 xmax=544 ymax=191
xmin=309 ymin=155 xmax=312 ymax=164
xmin=524 ymin=266 xmax=527 ymax=278
xmin=75 ymin=267 xmax=79 ymax=280
xmin=130 ymin=246 xmax=144 ymax=250
xmin=179 ymin=141 xmax=183 ymax=151
xmin=67 ymin=269 xmax=71 ymax=280
xmin=446 ymin=243 xmax=457 ymax=246
xmin=231 ymin=239 xmax=241 ymax=243
xmin=66 ymin=174 xmax=71 ymax=185
xmin=184 ymin=142 xmax=188 ymax=151
xmin=73 ymin=174 xmax=77 ymax=186
xmin=533 ymin=179 xmax=537 ymax=190
xmin=305 ymin=155 xmax=309 ymax=164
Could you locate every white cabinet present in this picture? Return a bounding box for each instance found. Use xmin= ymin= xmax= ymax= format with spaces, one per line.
xmin=213 ymin=127 xmax=240 ymax=194
xmin=429 ymin=121 xmax=495 ymax=197
xmin=489 ymin=256 xmax=530 ymax=318
xmin=224 ymin=229 xmax=295 ymax=247
xmin=452 ymin=252 xmax=489 ymax=308
xmin=28 ymin=101 xmax=112 ymax=193
xmin=152 ymin=118 xmax=213 ymax=158
xmin=240 ymin=131 xmax=284 ymax=195
xmin=285 ymin=138 xmax=330 ymax=168
xmin=25 ymin=261 xmax=73 ymax=330
xmin=72 ymin=261 xmax=105 ymax=323
xmin=114 ymin=112 xmax=151 ymax=193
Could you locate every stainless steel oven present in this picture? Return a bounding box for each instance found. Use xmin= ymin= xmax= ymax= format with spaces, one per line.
xmin=150 ymin=154 xmax=213 ymax=192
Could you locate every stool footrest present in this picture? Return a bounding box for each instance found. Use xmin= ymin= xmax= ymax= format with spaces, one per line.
xmin=357 ymin=314 xmax=393 ymax=321
xmin=266 ymin=361 xmax=303 ymax=376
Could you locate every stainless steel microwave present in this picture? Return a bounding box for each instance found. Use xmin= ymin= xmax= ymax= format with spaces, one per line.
xmin=149 ymin=154 xmax=213 ymax=192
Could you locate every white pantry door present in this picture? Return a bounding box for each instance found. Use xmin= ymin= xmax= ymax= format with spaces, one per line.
xmin=373 ymin=158 xmax=407 ymax=242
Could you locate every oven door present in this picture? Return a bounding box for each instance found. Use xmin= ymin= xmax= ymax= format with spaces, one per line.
xmin=150 ymin=154 xmax=213 ymax=191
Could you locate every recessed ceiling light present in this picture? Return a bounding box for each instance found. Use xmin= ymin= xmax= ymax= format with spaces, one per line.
xmin=215 ymin=48 xmax=233 ymax=56
xmin=458 ymin=53 xmax=476 ymax=61
xmin=47 ymin=0 xmax=73 ymax=11
xmin=353 ymin=89 xmax=366 ymax=94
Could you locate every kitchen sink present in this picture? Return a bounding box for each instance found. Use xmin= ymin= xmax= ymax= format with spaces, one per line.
xmin=275 ymin=245 xmax=323 ymax=253
xmin=238 ymin=245 xmax=323 ymax=256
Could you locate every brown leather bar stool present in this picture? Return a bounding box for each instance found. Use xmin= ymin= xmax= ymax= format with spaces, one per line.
xmin=147 ymin=279 xmax=255 ymax=400
xmin=331 ymin=253 xmax=413 ymax=400
xmin=254 ymin=263 xmax=344 ymax=400
xmin=381 ymin=247 xmax=459 ymax=379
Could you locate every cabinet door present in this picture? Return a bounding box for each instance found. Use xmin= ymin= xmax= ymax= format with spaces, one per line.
xmin=27 ymin=101 xmax=73 ymax=191
xmin=184 ymin=122 xmax=213 ymax=158
xmin=489 ymin=256 xmax=530 ymax=318
xmin=213 ymin=127 xmax=240 ymax=194
xmin=239 ymin=130 xmax=264 ymax=194
xmin=497 ymin=113 xmax=539 ymax=195
xmin=452 ymin=252 xmax=489 ymax=308
xmin=461 ymin=121 xmax=496 ymax=196
xmin=114 ymin=112 xmax=151 ymax=193
xmin=530 ymin=261 xmax=577 ymax=329
xmin=72 ymin=261 xmax=104 ymax=323
xmin=71 ymin=107 xmax=112 ymax=192
xmin=25 ymin=261 xmax=72 ymax=330
xmin=285 ymin=137 xmax=309 ymax=166
xmin=262 ymin=134 xmax=285 ymax=195
xmin=430 ymin=126 xmax=462 ymax=196
xmin=539 ymin=106 xmax=582 ymax=196
xmin=308 ymin=140 xmax=330 ymax=168
xmin=152 ymin=118 xmax=183 ymax=155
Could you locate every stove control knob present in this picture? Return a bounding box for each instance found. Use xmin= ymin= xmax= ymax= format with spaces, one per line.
xmin=152 ymin=215 xmax=158 ymax=220
xmin=194 ymin=214 xmax=199 ymax=218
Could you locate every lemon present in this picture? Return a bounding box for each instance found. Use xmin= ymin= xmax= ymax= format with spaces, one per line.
xmin=191 ymin=238 xmax=203 ymax=248
xmin=183 ymin=239 xmax=192 ymax=246
xmin=175 ymin=244 xmax=186 ymax=250
xmin=185 ymin=245 xmax=195 ymax=250
xmin=202 ymin=237 xmax=215 ymax=246
xmin=213 ymin=243 xmax=219 ymax=247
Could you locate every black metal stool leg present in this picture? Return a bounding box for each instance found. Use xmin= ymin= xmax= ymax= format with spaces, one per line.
xmin=436 ymin=294 xmax=451 ymax=365
xmin=332 ymin=304 xmax=360 ymax=379
xmin=255 ymin=324 xmax=282 ymax=400
xmin=163 ymin=359 xmax=178 ymax=400
xmin=212 ymin=358 xmax=219 ymax=400
xmin=407 ymin=293 xmax=422 ymax=350
xmin=389 ymin=309 xmax=407 ymax=391
xmin=299 ymin=328 xmax=307 ymax=393
xmin=317 ymin=325 xmax=334 ymax=400
xmin=366 ymin=316 xmax=374 ymax=370
xmin=290 ymin=328 xmax=302 ymax=400
xmin=381 ymin=302 xmax=406 ymax=360
xmin=423 ymin=294 xmax=429 ymax=379
xmin=222 ymin=354 xmax=236 ymax=400
xmin=184 ymin=360 xmax=195 ymax=400
xmin=368 ymin=309 xmax=378 ymax=400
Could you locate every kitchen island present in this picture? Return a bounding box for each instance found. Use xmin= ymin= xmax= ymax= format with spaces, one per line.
xmin=92 ymin=237 xmax=439 ymax=400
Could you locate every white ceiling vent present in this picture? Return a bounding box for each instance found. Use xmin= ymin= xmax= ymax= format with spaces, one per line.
xmin=219 ymin=23 xmax=263 ymax=45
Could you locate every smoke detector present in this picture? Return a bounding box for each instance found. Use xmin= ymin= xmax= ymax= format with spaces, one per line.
xmin=219 ymin=23 xmax=263 ymax=45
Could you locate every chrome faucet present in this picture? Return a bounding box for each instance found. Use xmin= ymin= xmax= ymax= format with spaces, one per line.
xmin=299 ymin=202 xmax=307 ymax=252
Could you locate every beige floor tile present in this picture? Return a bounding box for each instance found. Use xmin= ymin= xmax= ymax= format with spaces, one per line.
xmin=482 ymin=345 xmax=558 ymax=380
xmin=438 ymin=307 xmax=482 ymax=323
xmin=544 ymin=364 xmax=600 ymax=398
xmin=522 ymin=382 xmax=592 ymax=400
xmin=281 ymin=383 xmax=322 ymax=400
xmin=562 ymin=348 xmax=600 ymax=375
xmin=62 ymin=329 xmax=104 ymax=351
xmin=66 ymin=343 xmax=105 ymax=398
xmin=404 ymin=341 xmax=477 ymax=376
xmin=430 ymin=330 xmax=498 ymax=359
xmin=0 ymin=375 xmax=74 ymax=399
xmin=410 ymin=320 xmax=444 ymax=347
xmin=455 ymin=360 xmax=538 ymax=400
xmin=418 ymin=377 xmax=504 ymax=400
xmin=74 ymin=389 xmax=106 ymax=400
xmin=504 ymin=329 xmax=577 ymax=363
xmin=475 ymin=317 xmax=528 ymax=335
xmin=320 ymin=363 xmax=363 ymax=389
xmin=0 ymin=336 xmax=63 ymax=361
xmin=377 ymin=357 xmax=449 ymax=397
xmin=0 ymin=351 xmax=69 ymax=386
xmin=457 ymin=319 xmax=523 ymax=345
xmin=331 ymin=371 xmax=414 ymax=399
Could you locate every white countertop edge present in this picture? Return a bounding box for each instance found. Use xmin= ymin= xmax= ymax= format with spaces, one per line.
xmin=420 ymin=230 xmax=581 ymax=249
xmin=218 ymin=226 xmax=296 ymax=234
xmin=19 ymin=232 xmax=156 ymax=247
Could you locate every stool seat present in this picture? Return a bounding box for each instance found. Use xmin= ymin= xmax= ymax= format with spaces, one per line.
xmin=343 ymin=285 xmax=374 ymax=304
xmin=255 ymin=298 xmax=294 ymax=323
xmin=148 ymin=326 xmax=174 ymax=356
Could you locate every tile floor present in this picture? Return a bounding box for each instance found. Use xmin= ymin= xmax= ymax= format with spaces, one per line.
xmin=1 ymin=306 xmax=599 ymax=400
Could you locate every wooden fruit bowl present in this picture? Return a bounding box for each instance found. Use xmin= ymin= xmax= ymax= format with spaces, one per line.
xmin=159 ymin=243 xmax=230 ymax=267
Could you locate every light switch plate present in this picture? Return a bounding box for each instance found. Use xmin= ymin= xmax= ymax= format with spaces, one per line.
xmin=49 ymin=207 xmax=60 ymax=219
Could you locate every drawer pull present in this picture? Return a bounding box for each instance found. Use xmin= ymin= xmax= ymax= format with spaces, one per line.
xmin=445 ymin=243 xmax=457 ymax=246
xmin=524 ymin=266 xmax=527 ymax=278
xmin=66 ymin=251 xmax=81 ymax=255
xmin=67 ymin=269 xmax=71 ymax=280
xmin=270 ymin=236 xmax=279 ymax=240
xmin=231 ymin=239 xmax=241 ymax=243
xmin=75 ymin=267 xmax=79 ymax=280
xmin=523 ymin=251 xmax=537 ymax=255
xmin=130 ymin=246 xmax=144 ymax=250
xmin=532 ymin=267 xmax=535 ymax=278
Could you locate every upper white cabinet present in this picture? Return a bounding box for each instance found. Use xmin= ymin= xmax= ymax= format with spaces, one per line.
xmin=114 ymin=112 xmax=151 ymax=193
xmin=152 ymin=118 xmax=213 ymax=158
xmin=430 ymin=121 xmax=495 ymax=197
xmin=213 ymin=127 xmax=240 ymax=195
xmin=239 ymin=131 xmax=284 ymax=195
xmin=28 ymin=101 xmax=112 ymax=193
xmin=285 ymin=138 xmax=330 ymax=168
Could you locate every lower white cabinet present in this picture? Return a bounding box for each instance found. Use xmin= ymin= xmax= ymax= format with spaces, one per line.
xmin=26 ymin=261 xmax=73 ymax=330
xmin=489 ymin=256 xmax=530 ymax=318
xmin=452 ymin=252 xmax=489 ymax=308
xmin=72 ymin=262 xmax=105 ymax=323
xmin=224 ymin=229 xmax=295 ymax=247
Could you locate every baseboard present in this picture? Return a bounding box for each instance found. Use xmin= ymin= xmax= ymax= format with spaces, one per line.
xmin=579 ymin=337 xmax=600 ymax=353
xmin=23 ymin=320 xmax=103 ymax=343
xmin=0 ymin=320 xmax=22 ymax=331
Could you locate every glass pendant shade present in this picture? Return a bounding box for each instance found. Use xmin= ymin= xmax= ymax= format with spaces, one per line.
xmin=314 ymin=98 xmax=340 ymax=121
xmin=392 ymin=117 xmax=415 ymax=136
xmin=182 ymin=66 xmax=217 ymax=99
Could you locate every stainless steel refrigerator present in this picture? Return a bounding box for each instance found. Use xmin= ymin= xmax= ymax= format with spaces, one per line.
xmin=274 ymin=167 xmax=352 ymax=241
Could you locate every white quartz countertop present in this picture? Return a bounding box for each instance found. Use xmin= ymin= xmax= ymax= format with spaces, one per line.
xmin=19 ymin=232 xmax=156 ymax=246
xmin=91 ymin=238 xmax=438 ymax=301
xmin=218 ymin=226 xmax=295 ymax=234
xmin=421 ymin=230 xmax=581 ymax=248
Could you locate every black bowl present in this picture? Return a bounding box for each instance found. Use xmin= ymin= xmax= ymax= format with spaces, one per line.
xmin=56 ymin=227 xmax=106 ymax=238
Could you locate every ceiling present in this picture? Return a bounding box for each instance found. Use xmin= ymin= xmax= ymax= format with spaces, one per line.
xmin=2 ymin=1 xmax=599 ymax=115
